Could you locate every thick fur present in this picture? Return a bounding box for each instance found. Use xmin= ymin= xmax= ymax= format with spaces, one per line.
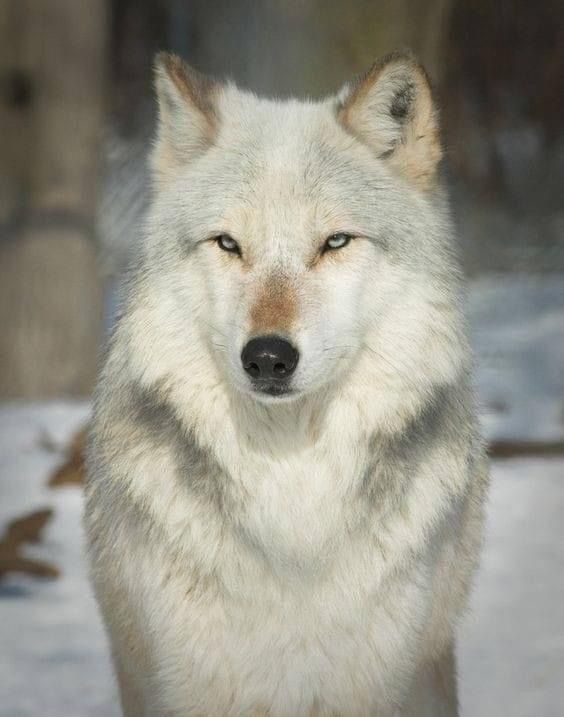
xmin=85 ymin=51 xmax=488 ymax=717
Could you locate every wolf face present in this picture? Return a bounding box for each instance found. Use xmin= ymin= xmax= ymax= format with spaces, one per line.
xmin=138 ymin=53 xmax=462 ymax=406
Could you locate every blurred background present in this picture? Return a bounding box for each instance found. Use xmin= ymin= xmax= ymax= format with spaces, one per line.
xmin=0 ymin=1 xmax=562 ymax=715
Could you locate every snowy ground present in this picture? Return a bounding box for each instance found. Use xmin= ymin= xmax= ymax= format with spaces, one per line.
xmin=1 ymin=274 xmax=563 ymax=716
xmin=0 ymin=403 xmax=118 ymax=717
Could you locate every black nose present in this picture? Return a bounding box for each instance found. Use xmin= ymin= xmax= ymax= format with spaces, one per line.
xmin=241 ymin=335 xmax=299 ymax=381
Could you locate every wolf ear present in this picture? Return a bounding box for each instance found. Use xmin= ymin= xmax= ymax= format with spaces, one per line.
xmin=152 ymin=52 xmax=218 ymax=186
xmin=337 ymin=52 xmax=442 ymax=189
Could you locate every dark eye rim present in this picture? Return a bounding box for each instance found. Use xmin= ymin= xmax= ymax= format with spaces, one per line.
xmin=322 ymin=232 xmax=355 ymax=253
xmin=214 ymin=233 xmax=241 ymax=256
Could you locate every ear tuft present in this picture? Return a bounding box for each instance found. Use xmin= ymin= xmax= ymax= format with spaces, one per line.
xmin=389 ymin=81 xmax=415 ymax=120
xmin=152 ymin=52 xmax=219 ymax=187
xmin=338 ymin=51 xmax=442 ymax=189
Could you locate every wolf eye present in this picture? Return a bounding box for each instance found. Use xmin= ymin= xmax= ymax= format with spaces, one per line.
xmin=215 ymin=234 xmax=241 ymax=255
xmin=323 ymin=233 xmax=353 ymax=252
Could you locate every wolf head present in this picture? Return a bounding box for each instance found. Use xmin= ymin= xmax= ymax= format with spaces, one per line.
xmin=130 ymin=52 xmax=464 ymax=411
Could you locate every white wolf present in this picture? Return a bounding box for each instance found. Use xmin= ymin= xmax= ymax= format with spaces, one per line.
xmin=85 ymin=51 xmax=488 ymax=716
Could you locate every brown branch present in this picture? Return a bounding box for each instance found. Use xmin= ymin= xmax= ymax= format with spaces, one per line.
xmin=489 ymin=440 xmax=564 ymax=460
xmin=48 ymin=426 xmax=87 ymax=487
xmin=0 ymin=509 xmax=59 ymax=580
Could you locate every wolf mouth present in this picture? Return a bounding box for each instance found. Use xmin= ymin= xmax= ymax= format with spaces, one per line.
xmin=250 ymin=380 xmax=294 ymax=397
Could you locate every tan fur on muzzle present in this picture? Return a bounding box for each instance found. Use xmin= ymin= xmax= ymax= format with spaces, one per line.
xmin=250 ymin=275 xmax=297 ymax=336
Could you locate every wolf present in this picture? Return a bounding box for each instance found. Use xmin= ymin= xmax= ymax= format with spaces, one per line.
xmin=85 ymin=50 xmax=489 ymax=717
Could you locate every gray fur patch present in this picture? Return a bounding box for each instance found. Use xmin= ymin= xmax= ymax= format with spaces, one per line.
xmin=390 ymin=81 xmax=416 ymax=121
xmin=361 ymin=380 xmax=472 ymax=507
xmin=128 ymin=381 xmax=228 ymax=512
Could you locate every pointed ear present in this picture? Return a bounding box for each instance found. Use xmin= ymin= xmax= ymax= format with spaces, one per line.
xmin=337 ymin=52 xmax=442 ymax=189
xmin=152 ymin=52 xmax=219 ymax=186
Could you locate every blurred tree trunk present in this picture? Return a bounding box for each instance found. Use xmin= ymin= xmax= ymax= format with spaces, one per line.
xmin=442 ymin=0 xmax=564 ymax=206
xmin=0 ymin=0 xmax=107 ymax=398
xmin=307 ymin=0 xmax=454 ymax=87
xmin=175 ymin=0 xmax=453 ymax=96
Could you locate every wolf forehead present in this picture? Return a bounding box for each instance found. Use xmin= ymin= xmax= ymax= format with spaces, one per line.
xmin=175 ymin=97 xmax=381 ymax=212
xmin=152 ymin=51 xmax=442 ymax=198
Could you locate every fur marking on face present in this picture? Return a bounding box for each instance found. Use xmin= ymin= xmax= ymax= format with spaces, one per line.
xmin=250 ymin=274 xmax=298 ymax=336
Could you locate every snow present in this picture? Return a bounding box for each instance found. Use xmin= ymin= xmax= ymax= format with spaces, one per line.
xmin=1 ymin=274 xmax=563 ymax=716
xmin=467 ymin=274 xmax=564 ymax=443
xmin=0 ymin=403 xmax=119 ymax=717
xmin=459 ymin=458 xmax=564 ymax=717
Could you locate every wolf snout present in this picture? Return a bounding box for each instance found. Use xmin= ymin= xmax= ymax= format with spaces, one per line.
xmin=241 ymin=335 xmax=299 ymax=384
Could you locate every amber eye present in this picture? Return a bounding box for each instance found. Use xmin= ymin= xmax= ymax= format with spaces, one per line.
xmin=215 ymin=234 xmax=241 ymax=255
xmin=323 ymin=233 xmax=353 ymax=252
